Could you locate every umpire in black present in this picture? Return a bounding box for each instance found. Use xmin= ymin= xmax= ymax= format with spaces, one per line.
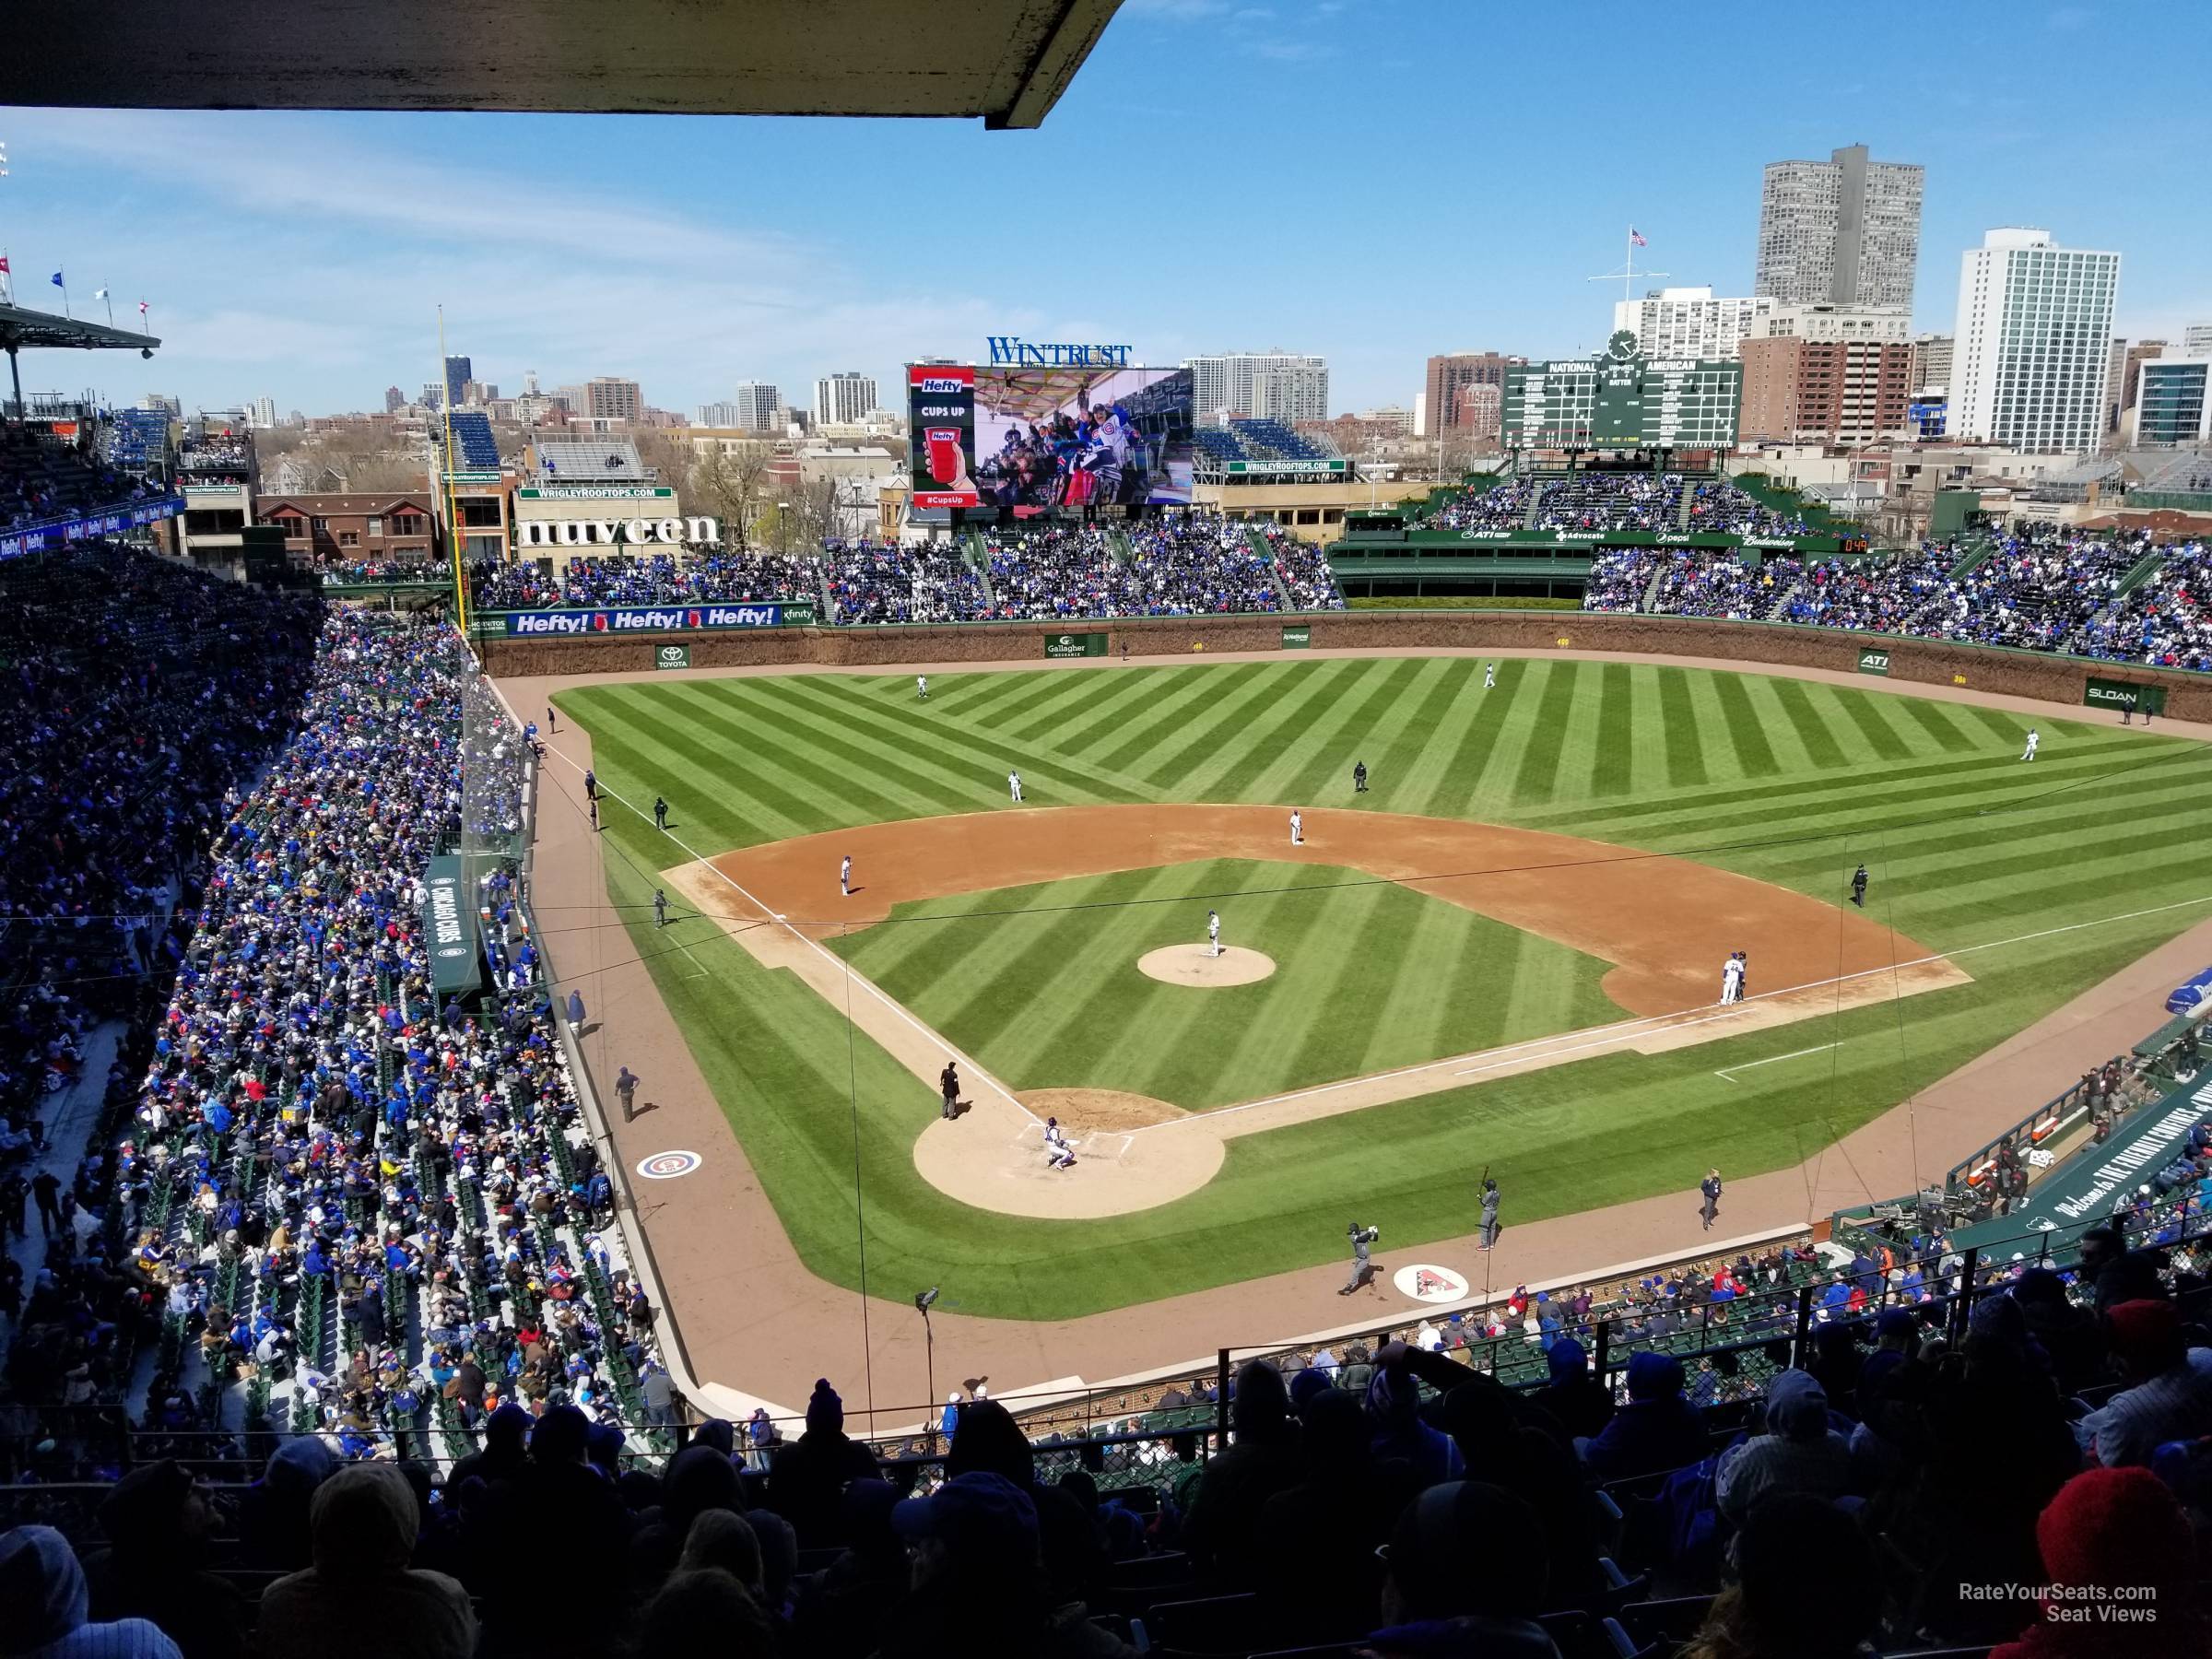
xmin=1700 ymin=1168 xmax=1723 ymax=1231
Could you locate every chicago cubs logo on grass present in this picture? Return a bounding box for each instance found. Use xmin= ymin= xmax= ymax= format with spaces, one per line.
xmin=637 ymin=1149 xmax=702 ymax=1180
xmin=1394 ymin=1264 xmax=1467 ymax=1303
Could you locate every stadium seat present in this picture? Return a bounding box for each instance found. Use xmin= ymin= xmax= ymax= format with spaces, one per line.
xmin=1145 ymin=1592 xmax=1265 ymax=1655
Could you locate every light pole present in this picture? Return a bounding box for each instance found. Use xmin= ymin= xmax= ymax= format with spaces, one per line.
xmin=914 ymin=1288 xmax=940 ymax=1451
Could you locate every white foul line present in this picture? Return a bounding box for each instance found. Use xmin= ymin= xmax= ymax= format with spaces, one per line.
xmin=535 ymin=741 xmax=1043 ymax=1127
xmin=1716 ymin=1041 xmax=1840 ymax=1084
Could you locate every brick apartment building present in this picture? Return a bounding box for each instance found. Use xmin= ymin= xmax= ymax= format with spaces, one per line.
xmin=1739 ymin=337 xmax=1912 ymax=446
xmin=255 ymin=492 xmax=438 ymax=566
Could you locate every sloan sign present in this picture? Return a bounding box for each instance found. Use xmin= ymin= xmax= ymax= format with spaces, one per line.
xmin=513 ymin=515 xmax=719 ymax=548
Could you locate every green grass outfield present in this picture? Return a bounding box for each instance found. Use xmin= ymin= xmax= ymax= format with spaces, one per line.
xmin=559 ymin=657 xmax=2212 ymax=1321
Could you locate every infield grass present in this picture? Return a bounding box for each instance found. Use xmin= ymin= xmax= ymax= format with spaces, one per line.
xmin=561 ymin=657 xmax=2212 ymax=1319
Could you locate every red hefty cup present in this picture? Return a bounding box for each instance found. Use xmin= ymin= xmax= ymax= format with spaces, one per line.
xmin=924 ymin=428 xmax=964 ymax=485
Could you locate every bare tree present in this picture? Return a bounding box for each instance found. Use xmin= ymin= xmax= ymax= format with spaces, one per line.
xmin=629 ymin=427 xmax=694 ymax=489
xmin=688 ymin=441 xmax=775 ymax=551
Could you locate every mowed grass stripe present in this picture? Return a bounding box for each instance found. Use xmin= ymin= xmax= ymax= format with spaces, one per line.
xmin=584 ymin=688 xmax=822 ymax=844
xmin=1680 ymin=673 xmax=1756 ymax=789
xmin=1765 ymin=676 xmax=1849 ymax=769
xmin=1653 ymin=667 xmax=1709 ymax=789
xmin=1199 ymin=659 xmax=1371 ymax=799
xmin=1003 ymin=665 xmax=1163 ymax=747
xmin=1509 ymin=660 xmax=1583 ymax=805
xmin=830 ymin=882 xmax=1042 ymax=993
xmin=1360 ymin=659 xmax=1488 ymax=811
xmin=686 ymin=681 xmax=975 ymax=821
xmin=1825 ymin=681 xmax=1918 ymax=761
xmin=1588 ymin=663 xmax=1636 ymax=796
xmin=1417 ymin=662 xmax=1525 ymax=818
xmin=1135 ymin=662 xmax=1304 ymax=787
xmin=1890 ymin=694 xmax=1982 ymax=753
xmin=766 ymin=673 xmax=1148 ymax=803
xmin=1050 ymin=666 xmax=1211 ymax=757
xmin=1268 ymin=656 xmax=1436 ymax=805
xmin=1708 ymin=669 xmax=1781 ymax=777
xmin=1095 ymin=665 xmax=1259 ymax=773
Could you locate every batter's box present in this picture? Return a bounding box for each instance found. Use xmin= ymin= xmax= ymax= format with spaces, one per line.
xmin=1080 ymin=1132 xmax=1133 ymax=1163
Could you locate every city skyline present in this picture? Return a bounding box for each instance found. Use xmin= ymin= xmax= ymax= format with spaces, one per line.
xmin=0 ymin=4 xmax=2204 ymax=419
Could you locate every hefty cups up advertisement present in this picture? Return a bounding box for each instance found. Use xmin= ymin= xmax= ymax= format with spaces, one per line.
xmin=494 ymin=603 xmax=813 ymax=636
xmin=909 ymin=364 xmax=979 ymax=510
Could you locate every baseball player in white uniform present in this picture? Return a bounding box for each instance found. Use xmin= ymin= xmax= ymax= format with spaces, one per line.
xmin=917 ymin=675 xmax=928 ymax=700
xmin=1720 ymin=953 xmax=1743 ymax=1006
xmin=841 ymin=855 xmax=853 ymax=897
xmin=1043 ymin=1116 xmax=1077 ymax=1170
xmin=2021 ymin=727 xmax=2040 ymax=761
xmin=1484 ymin=662 xmax=1497 ymax=689
xmin=1289 ymin=808 xmax=1303 ymax=845
xmin=1008 ymin=769 xmax=1023 ymax=802
xmin=1207 ymin=909 xmax=1221 ymax=958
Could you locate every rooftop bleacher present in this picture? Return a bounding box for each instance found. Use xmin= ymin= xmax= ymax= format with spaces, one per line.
xmin=443 ymin=410 xmax=501 ymax=471
xmin=534 ymin=436 xmax=652 ymax=483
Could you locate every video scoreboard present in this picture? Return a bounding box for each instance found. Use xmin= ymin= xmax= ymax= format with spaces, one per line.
xmin=1503 ymin=330 xmax=1741 ymax=452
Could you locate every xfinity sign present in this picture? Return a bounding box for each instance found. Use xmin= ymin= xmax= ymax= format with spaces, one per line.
xmin=984 ymin=337 xmax=1134 ymax=368
xmin=513 ymin=515 xmax=719 ymax=548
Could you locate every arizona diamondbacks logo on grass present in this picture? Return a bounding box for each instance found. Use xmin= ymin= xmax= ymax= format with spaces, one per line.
xmin=1394 ymin=1264 xmax=1468 ymax=1302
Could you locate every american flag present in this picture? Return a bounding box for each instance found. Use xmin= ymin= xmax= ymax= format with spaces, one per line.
xmin=1630 ymin=228 xmax=1648 ymax=247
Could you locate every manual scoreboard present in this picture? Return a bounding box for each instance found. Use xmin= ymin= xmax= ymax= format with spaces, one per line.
xmin=1503 ymin=330 xmax=1740 ymax=451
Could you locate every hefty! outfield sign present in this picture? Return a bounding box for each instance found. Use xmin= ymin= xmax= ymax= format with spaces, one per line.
xmin=0 ymin=495 xmax=184 ymax=561
xmin=495 ymin=603 xmax=813 ymax=636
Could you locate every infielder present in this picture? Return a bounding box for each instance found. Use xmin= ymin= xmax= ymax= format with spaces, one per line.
xmin=917 ymin=675 xmax=929 ymax=700
xmin=841 ymin=854 xmax=853 ymax=897
xmin=1289 ymin=808 xmax=1303 ymax=846
xmin=1720 ymin=952 xmax=1744 ymax=1006
xmin=1484 ymin=662 xmax=1497 ymax=689
xmin=2021 ymin=727 xmax=2040 ymax=761
xmin=1207 ymin=909 xmax=1221 ymax=958
xmin=1340 ymin=1221 xmax=1380 ymax=1295
xmin=1008 ymin=769 xmax=1023 ymax=802
xmin=1043 ymin=1116 xmax=1077 ymax=1170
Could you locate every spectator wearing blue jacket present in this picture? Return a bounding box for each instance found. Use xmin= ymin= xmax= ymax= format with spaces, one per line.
xmin=1582 ymin=1353 xmax=1708 ymax=1483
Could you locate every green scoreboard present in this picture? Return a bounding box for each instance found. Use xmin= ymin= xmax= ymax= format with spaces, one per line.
xmin=1503 ymin=330 xmax=1741 ymax=451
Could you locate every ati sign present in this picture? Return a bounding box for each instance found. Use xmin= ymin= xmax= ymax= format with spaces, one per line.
xmin=984 ymin=337 xmax=1134 ymax=368
xmin=654 ymin=644 xmax=691 ymax=671
xmin=512 ymin=515 xmax=718 ymax=548
xmin=1044 ymin=630 xmax=1108 ymax=659
xmin=498 ymin=603 xmax=811 ymax=636
xmin=2085 ymin=677 xmax=2167 ymax=715
xmin=1856 ymin=649 xmax=1891 ymax=677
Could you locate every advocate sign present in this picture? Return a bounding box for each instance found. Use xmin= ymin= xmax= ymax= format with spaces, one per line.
xmin=494 ymin=602 xmax=814 ymax=636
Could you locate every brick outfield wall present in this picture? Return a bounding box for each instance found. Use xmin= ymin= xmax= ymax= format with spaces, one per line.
xmin=479 ymin=613 xmax=2212 ymax=722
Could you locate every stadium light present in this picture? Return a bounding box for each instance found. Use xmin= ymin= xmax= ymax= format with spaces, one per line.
xmin=915 ymin=1287 xmax=941 ymax=1447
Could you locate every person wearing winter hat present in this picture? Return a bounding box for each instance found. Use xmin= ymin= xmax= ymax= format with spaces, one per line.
xmin=0 ymin=1524 xmax=182 ymax=1658
xmin=1528 ymin=1336 xmax=1614 ymax=1441
xmin=1682 ymin=1493 xmax=1876 ymax=1659
xmin=78 ymin=1460 xmax=242 ymax=1659
xmin=1993 ymin=1465 xmax=2210 ymax=1659
xmin=1362 ymin=1481 xmax=1557 ymax=1659
xmin=258 ymin=1463 xmax=477 ymax=1659
xmin=1715 ymin=1370 xmax=1850 ymax=1525
xmin=1582 ymin=1351 xmax=1707 ymax=1481
xmin=2077 ymin=1298 xmax=2212 ymax=1467
xmin=766 ymin=1378 xmax=882 ymax=1549
xmin=877 ymin=1472 xmax=1052 ymax=1657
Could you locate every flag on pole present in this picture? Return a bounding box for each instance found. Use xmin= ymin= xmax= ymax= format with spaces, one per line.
xmin=94 ymin=286 xmax=109 ymax=300
xmin=1629 ymin=228 xmax=1648 ymax=247
xmin=0 ymin=256 xmax=10 ymax=275
xmin=138 ymin=300 xmax=148 ymax=315
xmin=51 ymin=270 xmax=64 ymax=287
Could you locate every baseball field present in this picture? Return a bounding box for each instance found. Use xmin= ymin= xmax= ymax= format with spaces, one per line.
xmin=555 ymin=654 xmax=2212 ymax=1322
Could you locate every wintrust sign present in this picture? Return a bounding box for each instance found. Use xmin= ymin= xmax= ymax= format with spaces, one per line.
xmin=984 ymin=338 xmax=1133 ymax=367
xmin=512 ymin=516 xmax=718 ymax=548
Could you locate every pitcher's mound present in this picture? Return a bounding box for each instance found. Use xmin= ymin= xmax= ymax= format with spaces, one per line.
xmin=1138 ymin=944 xmax=1277 ymax=987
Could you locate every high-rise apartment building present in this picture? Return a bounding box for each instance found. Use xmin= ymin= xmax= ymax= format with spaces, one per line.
xmin=1614 ymin=288 xmax=1774 ymax=359
xmin=1749 ymin=304 xmax=1912 ymax=344
xmin=1739 ymin=335 xmax=1912 ymax=445
xmin=724 ymin=382 xmax=782 ymax=431
xmin=1950 ymin=229 xmax=2121 ymax=454
xmin=1909 ymin=334 xmax=1953 ymax=393
xmin=384 ymin=385 xmax=406 ymax=414
xmin=2184 ymin=324 xmax=2212 ymax=355
xmin=443 ymin=356 xmax=473 ymax=408
xmin=1756 ymin=144 xmax=1924 ymax=310
xmin=2120 ymin=341 xmax=2169 ymax=417
xmin=583 ymin=377 xmax=644 ymax=422
xmin=253 ymin=396 xmax=277 ymax=429
xmin=2134 ymin=352 xmax=2212 ymax=447
xmin=1421 ymin=352 xmax=1523 ymax=438
xmin=814 ymin=371 xmax=877 ymax=427
xmin=1186 ymin=352 xmax=1329 ymax=423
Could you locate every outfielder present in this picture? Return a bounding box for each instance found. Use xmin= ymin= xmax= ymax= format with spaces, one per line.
xmin=1289 ymin=808 xmax=1303 ymax=845
xmin=841 ymin=854 xmax=853 ymax=898
xmin=1484 ymin=662 xmax=1497 ymax=689
xmin=917 ymin=675 xmax=929 ymax=700
xmin=2021 ymin=727 xmax=2040 ymax=761
xmin=1043 ymin=1116 xmax=1077 ymax=1171
xmin=1207 ymin=909 xmax=1221 ymax=958
xmin=1008 ymin=769 xmax=1023 ymax=802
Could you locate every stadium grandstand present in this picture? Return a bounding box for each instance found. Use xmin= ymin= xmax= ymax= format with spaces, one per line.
xmin=442 ymin=409 xmax=503 ymax=471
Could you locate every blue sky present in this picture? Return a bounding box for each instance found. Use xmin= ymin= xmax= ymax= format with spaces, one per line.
xmin=1 ymin=0 xmax=2205 ymax=418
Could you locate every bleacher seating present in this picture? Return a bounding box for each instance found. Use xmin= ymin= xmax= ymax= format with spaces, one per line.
xmin=1 ymin=423 xmax=165 ymax=530
xmin=1227 ymin=418 xmax=1330 ymax=463
xmin=443 ymin=411 xmax=501 ymax=470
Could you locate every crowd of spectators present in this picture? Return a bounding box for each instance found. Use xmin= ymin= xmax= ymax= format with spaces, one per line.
xmin=1431 ymin=475 xmax=1544 ymax=532
xmin=1583 ymin=550 xmax=1794 ymax=621
xmin=471 ymin=551 xmax=821 ymax=611
xmin=1430 ymin=473 xmax=1815 ymax=543
xmin=1535 ymin=472 xmax=1683 ymax=534
xmin=823 ymin=543 xmax=992 ymax=625
xmin=1924 ymin=526 xmax=2152 ymax=651
xmin=2071 ymin=538 xmax=2212 ymax=671
xmin=981 ymin=520 xmax=1306 ymax=619
xmin=1681 ymin=478 xmax=1808 ymax=539
xmin=1 ymin=426 xmax=165 ymax=532
xmin=1777 ymin=547 xmax=1955 ymax=632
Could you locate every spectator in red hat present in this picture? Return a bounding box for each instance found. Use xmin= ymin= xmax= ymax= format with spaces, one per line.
xmin=2078 ymin=1299 xmax=2212 ymax=1467
xmin=1993 ymin=1465 xmax=2210 ymax=1658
